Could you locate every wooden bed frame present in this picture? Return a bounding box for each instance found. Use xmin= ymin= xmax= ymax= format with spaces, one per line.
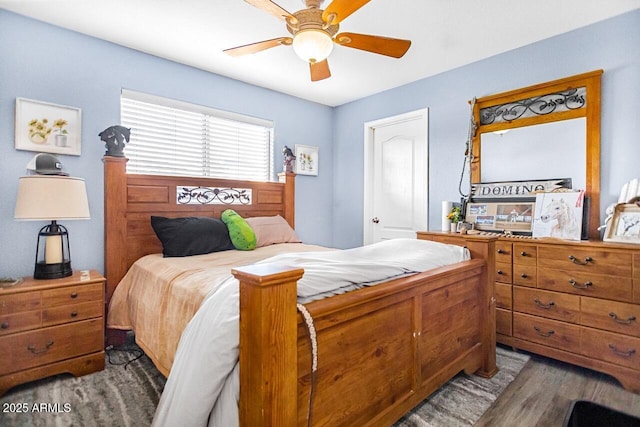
xmin=103 ymin=156 xmax=498 ymax=426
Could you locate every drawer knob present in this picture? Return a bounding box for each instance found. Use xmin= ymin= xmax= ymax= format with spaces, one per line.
xmin=533 ymin=326 xmax=555 ymax=337
xmin=520 ymin=251 xmax=527 ymax=257
xmin=568 ymin=255 xmax=592 ymax=265
xmin=70 ymin=311 xmax=78 ymax=318
xmin=569 ymin=279 xmax=592 ymax=289
xmin=609 ymin=312 xmax=637 ymax=325
xmin=608 ymin=344 xmax=636 ymax=358
xmin=497 ymin=249 xmax=504 ymax=254
xmin=70 ymin=292 xmax=78 ymax=299
xmin=521 ymin=273 xmax=528 ymax=279
xmin=1 ymin=322 xmax=8 ymax=330
xmin=27 ymin=340 xmax=54 ymax=354
xmin=497 ymin=270 xmax=503 ymax=275
xmin=534 ymin=298 xmax=555 ymax=309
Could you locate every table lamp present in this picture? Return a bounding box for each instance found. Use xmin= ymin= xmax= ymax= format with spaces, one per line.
xmin=14 ymin=175 xmax=90 ymax=279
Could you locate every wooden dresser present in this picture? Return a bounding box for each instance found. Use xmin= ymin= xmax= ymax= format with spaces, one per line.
xmin=418 ymin=231 xmax=640 ymax=393
xmin=0 ymin=270 xmax=105 ymax=396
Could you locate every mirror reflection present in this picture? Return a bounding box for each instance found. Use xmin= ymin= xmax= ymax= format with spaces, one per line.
xmin=480 ymin=118 xmax=586 ymax=191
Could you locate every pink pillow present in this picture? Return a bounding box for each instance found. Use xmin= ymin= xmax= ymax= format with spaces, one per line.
xmin=245 ymin=215 xmax=301 ymax=248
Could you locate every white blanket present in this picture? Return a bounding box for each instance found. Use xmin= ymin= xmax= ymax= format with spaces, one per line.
xmin=152 ymin=238 xmax=469 ymax=427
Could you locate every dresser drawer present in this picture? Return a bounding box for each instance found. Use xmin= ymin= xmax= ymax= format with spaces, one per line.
xmin=514 ymin=287 xmax=580 ymax=323
xmin=42 ymin=301 xmax=103 ymax=327
xmin=0 ymin=292 xmax=40 ymax=315
xmin=513 ymin=264 xmax=536 ymax=287
xmin=496 ymin=308 xmax=512 ymax=336
xmin=496 ymin=261 xmax=512 ymax=284
xmin=580 ymin=328 xmax=640 ymax=370
xmin=495 ymin=242 xmax=512 ymax=263
xmin=42 ymin=283 xmax=103 ymax=308
xmin=0 ymin=310 xmax=41 ymax=336
xmin=495 ymin=283 xmax=512 ymax=309
xmin=513 ymin=312 xmax=581 ymax=352
xmin=513 ymin=244 xmax=537 ymax=266
xmin=0 ymin=318 xmax=103 ymax=376
xmin=581 ymin=297 xmax=639 ymax=337
xmin=538 ymin=269 xmax=633 ymax=302
xmin=538 ymin=246 xmax=632 ymax=277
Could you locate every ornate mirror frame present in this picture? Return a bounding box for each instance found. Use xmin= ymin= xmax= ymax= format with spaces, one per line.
xmin=470 ymin=70 xmax=602 ymax=240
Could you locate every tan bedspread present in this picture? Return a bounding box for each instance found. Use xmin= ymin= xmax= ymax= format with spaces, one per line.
xmin=107 ymin=243 xmax=329 ymax=376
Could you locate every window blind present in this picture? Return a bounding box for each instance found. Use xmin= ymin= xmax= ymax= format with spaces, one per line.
xmin=121 ymin=90 xmax=274 ymax=182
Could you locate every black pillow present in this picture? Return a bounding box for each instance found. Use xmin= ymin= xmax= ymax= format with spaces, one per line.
xmin=150 ymin=216 xmax=234 ymax=257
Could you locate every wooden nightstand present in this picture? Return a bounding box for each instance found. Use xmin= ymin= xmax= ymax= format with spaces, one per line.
xmin=0 ymin=270 xmax=105 ymax=396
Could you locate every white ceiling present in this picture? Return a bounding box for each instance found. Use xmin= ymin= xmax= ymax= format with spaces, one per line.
xmin=2 ymin=0 xmax=639 ymax=106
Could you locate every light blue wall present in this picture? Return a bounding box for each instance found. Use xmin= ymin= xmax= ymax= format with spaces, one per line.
xmin=332 ymin=10 xmax=640 ymax=248
xmin=0 ymin=10 xmax=333 ymax=278
xmin=2 ymin=9 xmax=639 ymax=278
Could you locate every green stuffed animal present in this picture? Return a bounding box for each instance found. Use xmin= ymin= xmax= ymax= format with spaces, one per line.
xmin=221 ymin=209 xmax=257 ymax=250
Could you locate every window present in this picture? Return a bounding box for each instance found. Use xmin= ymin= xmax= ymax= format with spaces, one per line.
xmin=121 ymin=90 xmax=274 ymax=182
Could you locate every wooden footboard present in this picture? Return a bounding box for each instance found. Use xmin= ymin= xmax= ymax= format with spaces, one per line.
xmin=232 ymin=236 xmax=497 ymax=426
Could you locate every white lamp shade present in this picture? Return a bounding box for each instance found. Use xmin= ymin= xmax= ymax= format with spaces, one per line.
xmin=292 ymin=29 xmax=334 ymax=63
xmin=15 ymin=175 xmax=90 ymax=220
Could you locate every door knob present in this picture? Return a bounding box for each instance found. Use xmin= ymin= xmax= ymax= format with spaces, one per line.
xmin=372 ymin=217 xmax=380 ymax=224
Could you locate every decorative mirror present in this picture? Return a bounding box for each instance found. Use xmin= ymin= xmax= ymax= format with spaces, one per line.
xmin=470 ymin=70 xmax=602 ymax=239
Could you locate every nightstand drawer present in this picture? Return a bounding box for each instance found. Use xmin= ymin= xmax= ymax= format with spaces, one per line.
xmin=0 ymin=318 xmax=103 ymax=376
xmin=0 ymin=310 xmax=41 ymax=336
xmin=42 ymin=301 xmax=103 ymax=327
xmin=42 ymin=283 xmax=103 ymax=308
xmin=0 ymin=292 xmax=40 ymax=315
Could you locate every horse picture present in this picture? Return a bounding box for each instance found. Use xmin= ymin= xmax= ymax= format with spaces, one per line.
xmin=533 ymin=193 xmax=584 ymax=240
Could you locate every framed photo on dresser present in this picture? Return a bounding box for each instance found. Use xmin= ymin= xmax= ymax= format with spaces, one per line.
xmin=603 ymin=203 xmax=640 ymax=244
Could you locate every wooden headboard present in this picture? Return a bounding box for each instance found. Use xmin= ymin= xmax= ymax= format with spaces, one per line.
xmin=103 ymin=156 xmax=295 ymax=304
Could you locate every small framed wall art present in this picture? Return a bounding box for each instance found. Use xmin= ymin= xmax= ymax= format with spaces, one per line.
xmin=603 ymin=203 xmax=640 ymax=244
xmin=294 ymin=144 xmax=318 ymax=176
xmin=15 ymin=97 xmax=82 ymax=156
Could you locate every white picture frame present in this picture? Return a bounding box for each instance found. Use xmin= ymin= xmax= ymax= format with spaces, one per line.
xmin=294 ymin=144 xmax=318 ymax=176
xmin=15 ymin=97 xmax=82 ymax=156
xmin=603 ymin=203 xmax=640 ymax=244
xmin=532 ymin=191 xmax=584 ymax=240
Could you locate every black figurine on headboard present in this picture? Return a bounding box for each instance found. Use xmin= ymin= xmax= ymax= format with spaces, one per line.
xmin=99 ymin=125 xmax=131 ymax=157
xmin=282 ymin=145 xmax=296 ymax=173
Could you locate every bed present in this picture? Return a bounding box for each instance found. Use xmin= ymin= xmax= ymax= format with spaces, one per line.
xmin=103 ymin=155 xmax=498 ymax=426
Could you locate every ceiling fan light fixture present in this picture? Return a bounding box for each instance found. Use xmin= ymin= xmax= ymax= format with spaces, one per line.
xmin=292 ymin=29 xmax=334 ymax=63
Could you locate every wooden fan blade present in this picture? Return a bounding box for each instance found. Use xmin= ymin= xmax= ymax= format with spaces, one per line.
xmin=244 ymin=0 xmax=296 ymax=23
xmin=335 ymin=32 xmax=411 ymax=58
xmin=322 ymin=0 xmax=370 ymax=25
xmin=310 ymin=59 xmax=331 ymax=81
xmin=224 ymin=37 xmax=293 ymax=57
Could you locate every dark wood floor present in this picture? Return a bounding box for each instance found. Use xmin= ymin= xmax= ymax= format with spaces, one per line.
xmin=476 ymin=347 xmax=640 ymax=426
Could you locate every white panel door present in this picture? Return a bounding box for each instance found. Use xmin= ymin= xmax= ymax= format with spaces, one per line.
xmin=364 ymin=109 xmax=428 ymax=244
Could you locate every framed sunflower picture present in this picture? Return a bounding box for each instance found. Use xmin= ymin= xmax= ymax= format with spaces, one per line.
xmin=294 ymin=144 xmax=318 ymax=176
xmin=15 ymin=97 xmax=82 ymax=156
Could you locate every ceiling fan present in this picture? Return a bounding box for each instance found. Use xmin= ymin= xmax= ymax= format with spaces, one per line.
xmin=224 ymin=0 xmax=412 ymax=81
